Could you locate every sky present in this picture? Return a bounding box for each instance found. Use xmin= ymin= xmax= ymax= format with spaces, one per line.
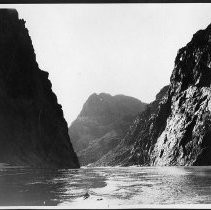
xmin=1 ymin=3 xmax=211 ymax=125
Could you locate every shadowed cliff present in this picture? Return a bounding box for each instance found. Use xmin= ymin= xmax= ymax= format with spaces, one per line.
xmin=0 ymin=9 xmax=79 ymax=168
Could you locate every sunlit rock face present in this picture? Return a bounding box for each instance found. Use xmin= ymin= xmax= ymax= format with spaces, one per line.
xmin=151 ymin=24 xmax=211 ymax=166
xmin=69 ymin=93 xmax=147 ymax=165
xmin=94 ymin=23 xmax=211 ymax=167
xmin=0 ymin=9 xmax=79 ymax=168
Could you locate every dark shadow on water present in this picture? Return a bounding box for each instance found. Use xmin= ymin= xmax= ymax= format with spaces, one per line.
xmin=0 ymin=167 xmax=81 ymax=206
xmin=0 ymin=167 xmax=108 ymax=206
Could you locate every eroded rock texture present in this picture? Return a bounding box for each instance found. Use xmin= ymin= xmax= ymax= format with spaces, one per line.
xmin=151 ymin=24 xmax=211 ymax=166
xmin=0 ymin=9 xmax=79 ymax=168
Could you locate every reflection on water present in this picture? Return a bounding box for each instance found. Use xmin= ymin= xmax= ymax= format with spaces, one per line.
xmin=0 ymin=166 xmax=211 ymax=207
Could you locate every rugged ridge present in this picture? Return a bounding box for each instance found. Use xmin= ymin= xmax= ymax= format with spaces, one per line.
xmin=69 ymin=93 xmax=146 ymax=165
xmin=93 ymin=23 xmax=211 ymax=167
xmin=0 ymin=9 xmax=79 ymax=168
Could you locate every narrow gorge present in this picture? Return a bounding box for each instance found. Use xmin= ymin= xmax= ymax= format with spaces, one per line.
xmin=2 ymin=8 xmax=211 ymax=169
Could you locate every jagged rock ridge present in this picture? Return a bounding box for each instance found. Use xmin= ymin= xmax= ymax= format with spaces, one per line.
xmin=0 ymin=9 xmax=79 ymax=168
xmin=93 ymin=23 xmax=211 ymax=167
xmin=68 ymin=93 xmax=147 ymax=165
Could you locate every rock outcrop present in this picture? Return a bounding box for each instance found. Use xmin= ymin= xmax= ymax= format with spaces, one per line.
xmin=68 ymin=93 xmax=146 ymax=165
xmin=93 ymin=23 xmax=211 ymax=167
xmin=0 ymin=9 xmax=79 ymax=168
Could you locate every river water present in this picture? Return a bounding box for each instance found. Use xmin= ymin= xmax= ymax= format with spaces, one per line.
xmin=0 ymin=166 xmax=211 ymax=208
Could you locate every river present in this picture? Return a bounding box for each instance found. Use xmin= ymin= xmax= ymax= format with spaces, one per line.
xmin=0 ymin=165 xmax=211 ymax=208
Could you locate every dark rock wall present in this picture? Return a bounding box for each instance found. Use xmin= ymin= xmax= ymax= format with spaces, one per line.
xmin=0 ymin=9 xmax=79 ymax=168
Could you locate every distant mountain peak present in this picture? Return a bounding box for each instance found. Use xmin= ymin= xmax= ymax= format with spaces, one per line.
xmin=78 ymin=92 xmax=146 ymax=119
xmin=69 ymin=92 xmax=147 ymax=165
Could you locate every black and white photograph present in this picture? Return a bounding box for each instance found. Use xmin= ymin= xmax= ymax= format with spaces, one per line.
xmin=0 ymin=1 xmax=211 ymax=208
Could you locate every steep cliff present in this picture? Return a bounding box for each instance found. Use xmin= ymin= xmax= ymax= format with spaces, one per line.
xmin=151 ymin=23 xmax=211 ymax=166
xmin=0 ymin=9 xmax=79 ymax=168
xmin=69 ymin=93 xmax=146 ymax=165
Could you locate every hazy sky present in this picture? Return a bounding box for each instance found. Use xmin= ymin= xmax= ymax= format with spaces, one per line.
xmin=1 ymin=3 xmax=211 ymax=125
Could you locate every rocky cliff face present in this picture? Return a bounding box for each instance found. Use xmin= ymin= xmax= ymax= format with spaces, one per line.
xmin=69 ymin=93 xmax=146 ymax=165
xmin=0 ymin=9 xmax=79 ymax=168
xmin=151 ymin=23 xmax=211 ymax=166
xmin=94 ymin=23 xmax=211 ymax=167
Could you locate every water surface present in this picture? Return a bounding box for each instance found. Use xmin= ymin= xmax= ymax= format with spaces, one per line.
xmin=0 ymin=166 xmax=211 ymax=207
